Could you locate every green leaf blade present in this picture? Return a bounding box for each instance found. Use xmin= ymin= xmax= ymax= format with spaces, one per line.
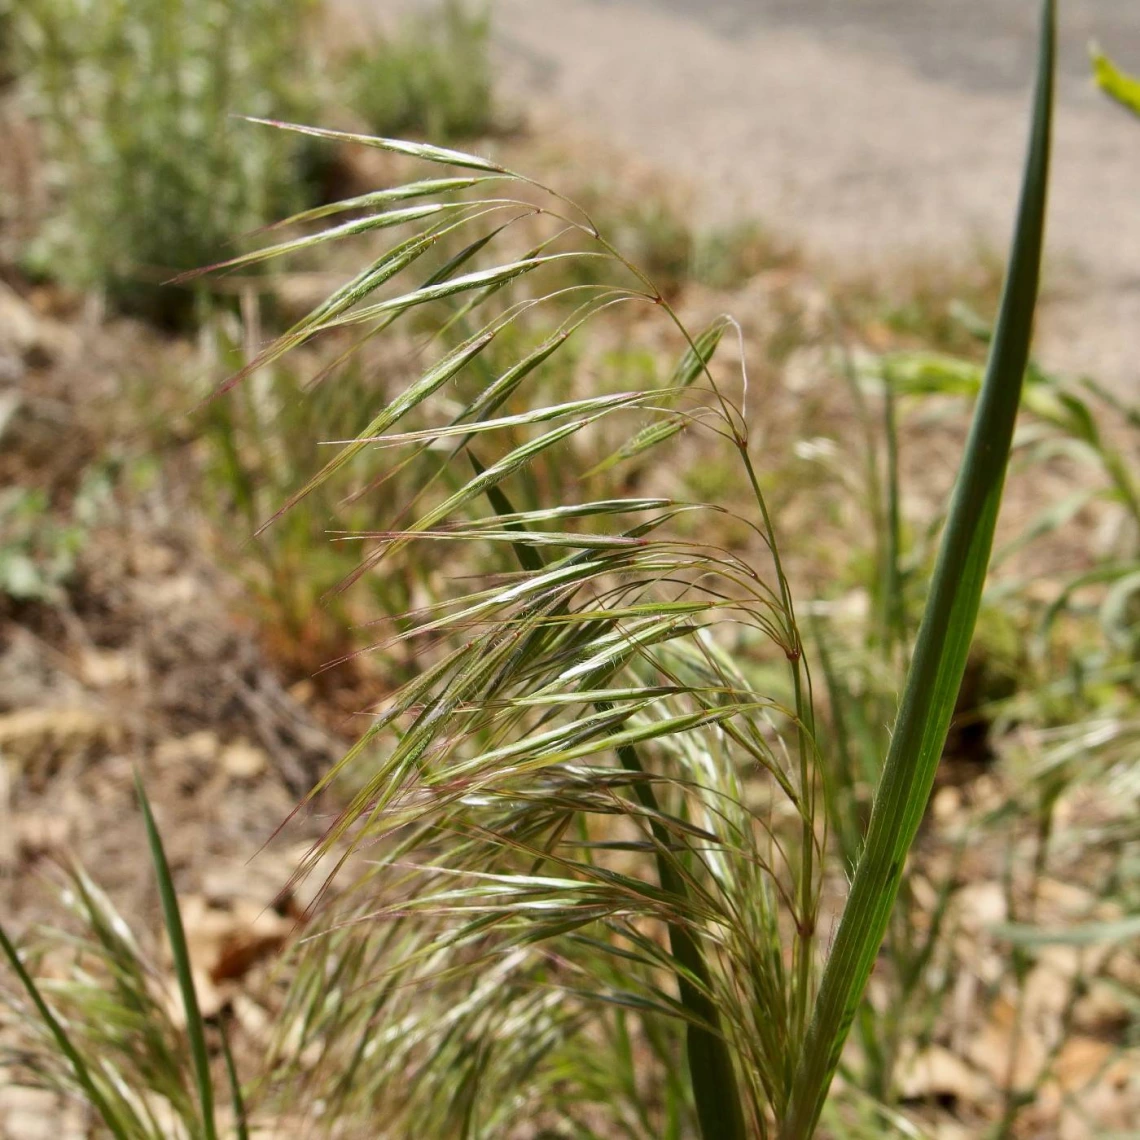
xmin=0 ymin=923 xmax=132 ymax=1140
xmin=136 ymin=772 xmax=219 ymax=1140
xmin=781 ymin=2 xmax=1056 ymax=1134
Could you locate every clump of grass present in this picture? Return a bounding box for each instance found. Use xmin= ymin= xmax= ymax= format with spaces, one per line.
xmin=204 ymin=5 xmax=1051 ymax=1128
xmin=835 ymin=253 xmax=1007 ymax=357
xmin=194 ymin=315 xmax=424 ymax=684
xmin=692 ymin=218 xmax=798 ymax=290
xmin=11 ymin=0 xmax=318 ymax=325
xmin=346 ymin=1 xmax=498 ymax=143
xmin=1 ymin=2 xmax=1058 ymax=1135
xmin=873 ymin=320 xmax=1140 ymax=670
xmin=0 ymin=779 xmax=237 ymax=1140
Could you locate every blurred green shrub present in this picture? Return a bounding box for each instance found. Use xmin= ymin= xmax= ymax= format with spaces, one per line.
xmin=0 ymin=1 xmax=14 ymax=88
xmin=196 ymin=317 xmax=421 ymax=681
xmin=13 ymin=0 xmax=318 ymax=324
xmin=567 ymin=182 xmax=796 ymax=298
xmin=0 ymin=468 xmax=109 ymax=604
xmin=347 ymin=0 xmax=496 ymax=142
xmin=0 ymin=487 xmax=83 ymax=603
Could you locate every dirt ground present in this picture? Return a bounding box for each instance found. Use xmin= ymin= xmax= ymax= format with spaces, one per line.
xmin=0 ymin=283 xmax=351 ymax=1136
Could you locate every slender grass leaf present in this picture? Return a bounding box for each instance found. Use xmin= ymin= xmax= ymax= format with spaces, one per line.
xmin=264 ymin=177 xmax=495 ymax=229
xmin=220 ymin=1022 xmax=250 ymax=1140
xmin=136 ymin=772 xmax=218 ymax=1140
xmin=244 ymin=117 xmax=509 ymax=172
xmin=994 ymin=915 xmax=1140 ymax=948
xmin=0 ymin=923 xmax=131 ymax=1139
xmin=171 ymin=203 xmax=461 ymax=281
xmin=781 ymin=3 xmax=1054 ymax=1134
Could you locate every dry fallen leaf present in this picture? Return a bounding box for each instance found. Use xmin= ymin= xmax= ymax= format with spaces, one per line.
xmin=897 ymin=1043 xmax=992 ymax=1109
xmin=165 ymin=892 xmax=298 ymax=1020
xmin=964 ymin=993 xmax=1048 ymax=1092
xmin=0 ymin=707 xmax=116 ymax=769
xmin=153 ymin=730 xmax=219 ymax=770
xmin=0 ymin=1085 xmax=84 ymax=1140
xmin=1052 ymin=1037 xmax=1140 ymax=1140
xmin=220 ymin=739 xmax=269 ymax=781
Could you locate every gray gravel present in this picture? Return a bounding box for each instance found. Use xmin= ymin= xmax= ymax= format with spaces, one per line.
xmin=643 ymin=0 xmax=1139 ymax=97
xmin=405 ymin=0 xmax=1140 ymax=386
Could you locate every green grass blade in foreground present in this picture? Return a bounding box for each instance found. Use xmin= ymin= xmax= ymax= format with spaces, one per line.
xmin=136 ymin=771 xmax=219 ymax=1140
xmin=781 ymin=1 xmax=1055 ymax=1134
xmin=0 ymin=923 xmax=131 ymax=1140
xmin=220 ymin=1021 xmax=251 ymax=1140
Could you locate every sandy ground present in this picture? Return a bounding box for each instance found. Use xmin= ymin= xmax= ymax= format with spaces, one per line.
xmin=468 ymin=0 xmax=1139 ymax=388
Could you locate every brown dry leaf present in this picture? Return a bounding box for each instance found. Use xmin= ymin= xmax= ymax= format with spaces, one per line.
xmin=1035 ymin=878 xmax=1104 ymax=924
xmin=167 ymin=893 xmax=297 ymax=1020
xmin=287 ymin=678 xmax=316 ymax=706
xmin=0 ymin=282 xmax=48 ymax=365
xmin=1021 ymin=951 xmax=1082 ymax=1032
xmin=1072 ymin=977 xmax=1133 ymax=1037
xmin=955 ymin=881 xmax=1007 ymax=933
xmin=965 ymin=993 xmax=1049 ymax=1091
xmin=932 ymin=1124 xmax=974 ymax=1140
xmin=1050 ymin=1038 xmax=1140 ymax=1140
xmin=153 ymin=730 xmax=219 ymax=769
xmin=220 ymin=739 xmax=268 ymax=781
xmin=231 ymin=992 xmax=274 ymax=1041
xmin=0 ymin=1085 xmax=85 ymax=1140
xmin=11 ymin=811 xmax=72 ymax=863
xmin=126 ymin=541 xmax=180 ymax=578
xmin=0 ymin=707 xmax=117 ymax=771
xmin=0 ymin=756 xmax=10 ymax=871
xmin=78 ymin=647 xmax=137 ymax=689
xmin=1055 ymin=1035 xmax=1114 ymax=1091
xmin=209 ymin=901 xmax=295 ymax=984
xmin=930 ymin=785 xmax=963 ymax=824
xmin=897 ymin=1044 xmax=993 ymax=1109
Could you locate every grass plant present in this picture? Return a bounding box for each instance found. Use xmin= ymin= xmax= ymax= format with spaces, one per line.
xmin=0 ymin=1 xmax=1068 ymax=1136
xmin=11 ymin=0 xmax=317 ymax=323
xmin=0 ymin=779 xmax=232 ymax=1140
xmin=346 ymin=1 xmax=498 ymax=143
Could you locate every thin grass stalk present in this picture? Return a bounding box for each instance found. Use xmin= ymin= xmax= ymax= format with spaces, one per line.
xmin=478 ymin=467 xmax=749 ymax=1140
xmin=780 ymin=1 xmax=1055 ymax=1133
xmin=220 ymin=1023 xmax=250 ymax=1140
xmin=882 ymin=379 xmax=906 ymax=657
xmin=136 ymin=772 xmax=219 ymax=1140
xmin=612 ymin=729 xmax=750 ymax=1140
xmin=0 ymin=923 xmax=131 ymax=1139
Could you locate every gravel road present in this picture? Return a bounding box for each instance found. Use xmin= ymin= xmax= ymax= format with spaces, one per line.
xmin=646 ymin=0 xmax=1139 ymax=97
xmin=477 ymin=0 xmax=1138 ymax=387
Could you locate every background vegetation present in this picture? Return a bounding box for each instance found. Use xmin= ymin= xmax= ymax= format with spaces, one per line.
xmin=1 ymin=1 xmax=1138 ymax=1138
